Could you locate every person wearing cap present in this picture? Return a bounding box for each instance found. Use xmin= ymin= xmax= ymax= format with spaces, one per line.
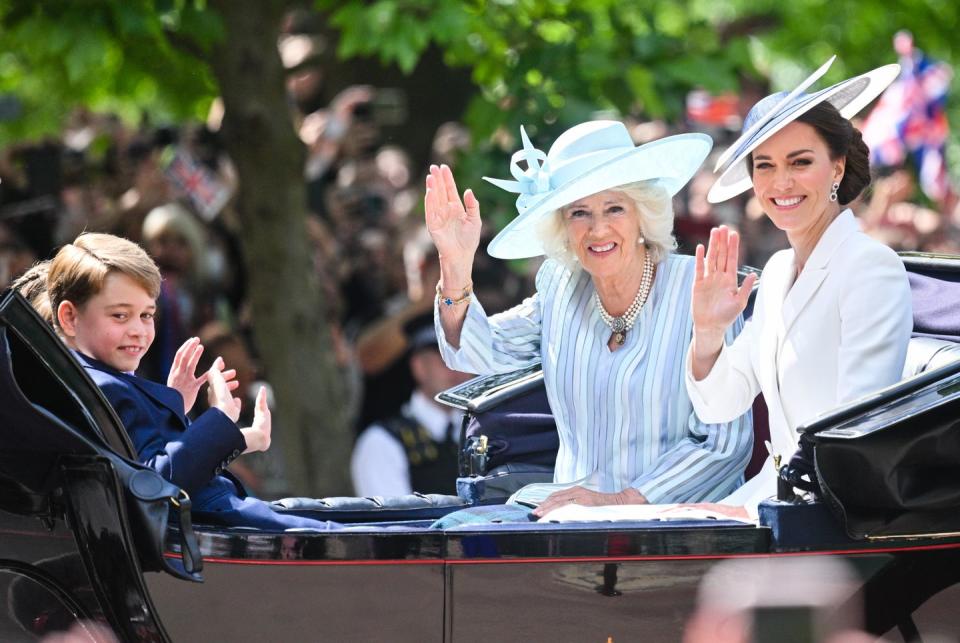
xmin=425 ymin=121 xmax=753 ymax=517
xmin=686 ymin=58 xmax=913 ymax=516
xmin=351 ymin=313 xmax=471 ymax=496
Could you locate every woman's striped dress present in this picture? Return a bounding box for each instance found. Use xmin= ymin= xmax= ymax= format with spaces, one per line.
xmin=435 ymin=254 xmax=753 ymax=503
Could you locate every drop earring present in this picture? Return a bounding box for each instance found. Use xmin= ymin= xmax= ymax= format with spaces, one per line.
xmin=829 ymin=182 xmax=839 ymax=202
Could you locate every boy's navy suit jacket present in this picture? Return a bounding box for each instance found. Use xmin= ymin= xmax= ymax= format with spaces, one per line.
xmin=75 ymin=351 xmax=339 ymax=531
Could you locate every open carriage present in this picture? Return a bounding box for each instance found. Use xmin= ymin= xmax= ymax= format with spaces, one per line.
xmin=1 ymin=253 xmax=960 ymax=641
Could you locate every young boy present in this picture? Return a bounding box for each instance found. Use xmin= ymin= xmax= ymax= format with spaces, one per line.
xmin=48 ymin=233 xmax=338 ymax=531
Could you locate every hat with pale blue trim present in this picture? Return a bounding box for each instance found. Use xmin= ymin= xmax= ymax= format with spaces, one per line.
xmin=707 ymin=56 xmax=901 ymax=203
xmin=483 ymin=121 xmax=712 ymax=259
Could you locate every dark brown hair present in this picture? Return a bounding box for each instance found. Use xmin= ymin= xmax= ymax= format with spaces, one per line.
xmin=748 ymin=101 xmax=871 ymax=205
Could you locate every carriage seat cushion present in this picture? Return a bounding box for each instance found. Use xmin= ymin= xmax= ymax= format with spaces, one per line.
xmin=909 ymin=271 xmax=960 ymax=342
xmin=270 ymin=493 xmax=468 ymax=523
xmin=902 ymin=336 xmax=960 ymax=379
xmin=900 ymin=270 xmax=960 ymax=378
xmin=464 ymin=386 xmax=560 ymax=470
xmin=456 ymin=463 xmax=554 ymax=504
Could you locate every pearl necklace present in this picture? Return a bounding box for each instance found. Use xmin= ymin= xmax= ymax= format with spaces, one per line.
xmin=595 ymin=252 xmax=655 ymax=345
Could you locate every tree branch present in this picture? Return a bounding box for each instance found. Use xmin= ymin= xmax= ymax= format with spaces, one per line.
xmin=163 ymin=27 xmax=207 ymax=61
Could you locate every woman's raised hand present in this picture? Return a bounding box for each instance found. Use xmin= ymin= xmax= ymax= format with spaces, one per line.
xmin=424 ymin=164 xmax=481 ymax=270
xmin=692 ymin=226 xmax=757 ymax=339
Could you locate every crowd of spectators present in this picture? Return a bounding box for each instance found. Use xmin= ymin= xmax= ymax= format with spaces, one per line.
xmin=0 ymin=16 xmax=531 ymax=497
xmin=1 ymin=16 xmax=957 ymax=498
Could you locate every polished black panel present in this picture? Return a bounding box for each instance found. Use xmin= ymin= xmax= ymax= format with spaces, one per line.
xmin=444 ymin=523 xmax=769 ymax=560
xmin=0 ymin=510 xmax=97 ymax=641
xmin=857 ymin=547 xmax=960 ymax=636
xmin=61 ymin=458 xmax=172 ymax=642
xmin=448 ymin=559 xmax=713 ymax=641
xmin=0 ymin=564 xmax=87 ymax=641
xmin=147 ymin=562 xmax=445 ymax=643
xmin=180 ymin=526 xmax=446 ymax=562
xmin=906 ymin=578 xmax=960 ymax=639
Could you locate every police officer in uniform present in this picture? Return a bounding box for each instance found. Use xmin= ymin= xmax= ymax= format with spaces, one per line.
xmin=351 ymin=314 xmax=471 ymax=495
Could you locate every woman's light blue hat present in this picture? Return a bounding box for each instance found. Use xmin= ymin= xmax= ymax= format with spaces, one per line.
xmin=484 ymin=120 xmax=712 ymax=259
xmin=707 ymin=56 xmax=900 ymax=203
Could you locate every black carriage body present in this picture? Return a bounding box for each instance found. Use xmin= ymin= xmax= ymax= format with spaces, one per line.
xmin=2 ymin=255 xmax=960 ymax=642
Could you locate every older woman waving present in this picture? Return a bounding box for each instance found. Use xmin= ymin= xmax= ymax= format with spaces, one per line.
xmin=426 ymin=121 xmax=753 ymax=516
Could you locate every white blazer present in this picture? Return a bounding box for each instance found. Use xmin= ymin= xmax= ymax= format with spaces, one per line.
xmin=685 ymin=209 xmax=913 ymax=512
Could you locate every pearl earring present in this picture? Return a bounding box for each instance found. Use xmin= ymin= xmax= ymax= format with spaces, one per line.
xmin=637 ymin=236 xmax=646 ymax=245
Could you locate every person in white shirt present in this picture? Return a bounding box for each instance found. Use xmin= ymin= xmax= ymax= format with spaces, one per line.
xmin=351 ymin=314 xmax=470 ymax=496
xmin=686 ymin=58 xmax=913 ymax=518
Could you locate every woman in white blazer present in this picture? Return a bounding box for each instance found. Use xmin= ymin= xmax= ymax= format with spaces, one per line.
xmin=685 ymin=58 xmax=913 ymax=517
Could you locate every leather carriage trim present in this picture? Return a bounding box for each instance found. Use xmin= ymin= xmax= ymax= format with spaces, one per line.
xmin=813 ymin=449 xmax=856 ymax=538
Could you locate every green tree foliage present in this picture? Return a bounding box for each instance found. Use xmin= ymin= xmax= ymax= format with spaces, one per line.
xmin=322 ymin=0 xmax=751 ymax=130
xmin=322 ymin=0 xmax=959 ymax=211
xmin=318 ymin=0 xmax=753 ymax=226
xmin=1 ymin=1 xmax=958 ymax=188
xmin=0 ymin=1 xmax=221 ymax=144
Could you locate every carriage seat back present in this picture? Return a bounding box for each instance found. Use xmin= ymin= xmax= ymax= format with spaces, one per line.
xmin=902 ymin=336 xmax=960 ymax=379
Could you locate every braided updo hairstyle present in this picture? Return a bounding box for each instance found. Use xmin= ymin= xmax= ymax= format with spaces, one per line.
xmin=796 ymin=101 xmax=872 ymax=205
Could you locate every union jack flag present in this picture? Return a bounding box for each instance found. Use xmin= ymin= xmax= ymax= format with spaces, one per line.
xmin=862 ymin=39 xmax=954 ymax=204
xmin=161 ymin=146 xmax=233 ymax=221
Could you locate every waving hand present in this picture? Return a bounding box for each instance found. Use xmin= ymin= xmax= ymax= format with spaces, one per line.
xmin=690 ymin=226 xmax=757 ymax=379
xmin=424 ymin=164 xmax=481 ymax=268
xmin=693 ymin=226 xmax=756 ymax=334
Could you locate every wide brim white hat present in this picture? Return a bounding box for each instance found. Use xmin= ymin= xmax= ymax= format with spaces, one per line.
xmin=708 ymin=57 xmax=900 ymax=203
xmin=484 ymin=121 xmax=712 ymax=260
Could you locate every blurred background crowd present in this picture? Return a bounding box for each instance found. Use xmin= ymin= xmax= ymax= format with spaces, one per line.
xmin=0 ymin=4 xmax=957 ymax=498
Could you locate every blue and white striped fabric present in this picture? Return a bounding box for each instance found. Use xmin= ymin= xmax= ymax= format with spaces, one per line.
xmin=436 ymin=254 xmax=753 ymax=503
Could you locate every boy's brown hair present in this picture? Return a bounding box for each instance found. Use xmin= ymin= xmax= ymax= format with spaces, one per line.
xmin=48 ymin=233 xmax=162 ymax=331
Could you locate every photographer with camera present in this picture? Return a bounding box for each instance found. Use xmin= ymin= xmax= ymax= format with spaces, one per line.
xmin=300 ymin=85 xmax=377 ymax=188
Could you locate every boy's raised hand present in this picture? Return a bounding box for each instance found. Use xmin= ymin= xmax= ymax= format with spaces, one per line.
xmin=206 ymin=357 xmax=242 ymax=423
xmin=241 ymin=386 xmax=272 ymax=454
xmin=168 ymin=338 xmax=238 ymax=414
